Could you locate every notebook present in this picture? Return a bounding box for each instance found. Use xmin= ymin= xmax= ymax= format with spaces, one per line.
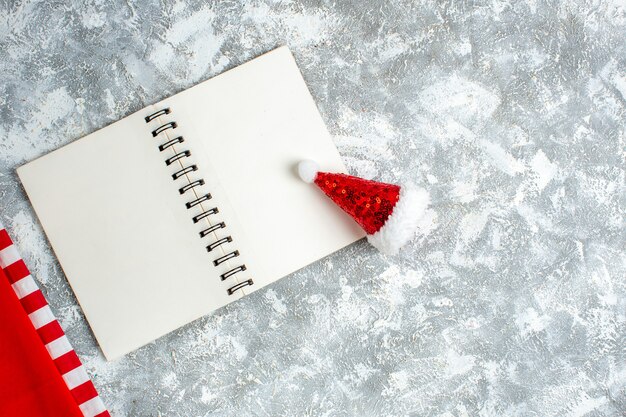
xmin=17 ymin=46 xmax=365 ymax=360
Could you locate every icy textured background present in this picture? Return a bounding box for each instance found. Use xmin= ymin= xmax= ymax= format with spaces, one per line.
xmin=1 ymin=0 xmax=625 ymax=416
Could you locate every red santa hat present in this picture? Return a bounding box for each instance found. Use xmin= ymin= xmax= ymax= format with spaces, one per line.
xmin=298 ymin=160 xmax=430 ymax=255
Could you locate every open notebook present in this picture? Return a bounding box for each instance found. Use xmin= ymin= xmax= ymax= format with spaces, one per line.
xmin=18 ymin=46 xmax=365 ymax=360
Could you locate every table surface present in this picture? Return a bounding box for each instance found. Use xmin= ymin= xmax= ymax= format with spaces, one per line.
xmin=1 ymin=1 xmax=624 ymax=416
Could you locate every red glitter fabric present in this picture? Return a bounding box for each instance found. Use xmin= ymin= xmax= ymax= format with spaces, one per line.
xmin=314 ymin=172 xmax=400 ymax=234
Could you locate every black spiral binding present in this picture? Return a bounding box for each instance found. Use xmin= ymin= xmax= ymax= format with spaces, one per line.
xmin=227 ymin=280 xmax=254 ymax=295
xmin=221 ymin=265 xmax=246 ymax=281
xmin=179 ymin=179 xmax=205 ymax=195
xmin=213 ymin=250 xmax=239 ymax=266
xmin=145 ymin=108 xmax=253 ymax=296
xmin=200 ymin=222 xmax=225 ymax=237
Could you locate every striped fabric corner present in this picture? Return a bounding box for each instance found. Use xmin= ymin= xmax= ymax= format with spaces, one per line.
xmin=0 ymin=222 xmax=110 ymax=417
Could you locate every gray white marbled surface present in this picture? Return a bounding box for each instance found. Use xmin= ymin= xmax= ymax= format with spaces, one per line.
xmin=1 ymin=0 xmax=625 ymax=416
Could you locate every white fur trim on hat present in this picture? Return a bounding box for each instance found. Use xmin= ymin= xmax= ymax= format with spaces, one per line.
xmin=367 ymin=184 xmax=430 ymax=255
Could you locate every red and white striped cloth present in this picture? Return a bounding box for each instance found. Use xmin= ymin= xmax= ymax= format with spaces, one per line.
xmin=0 ymin=222 xmax=110 ymax=417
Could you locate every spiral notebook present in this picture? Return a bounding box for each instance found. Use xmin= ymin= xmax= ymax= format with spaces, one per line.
xmin=17 ymin=46 xmax=365 ymax=360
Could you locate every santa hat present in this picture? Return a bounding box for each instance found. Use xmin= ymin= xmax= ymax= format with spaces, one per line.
xmin=298 ymin=160 xmax=430 ymax=255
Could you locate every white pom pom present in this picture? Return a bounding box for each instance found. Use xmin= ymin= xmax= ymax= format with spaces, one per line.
xmin=297 ymin=160 xmax=319 ymax=183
